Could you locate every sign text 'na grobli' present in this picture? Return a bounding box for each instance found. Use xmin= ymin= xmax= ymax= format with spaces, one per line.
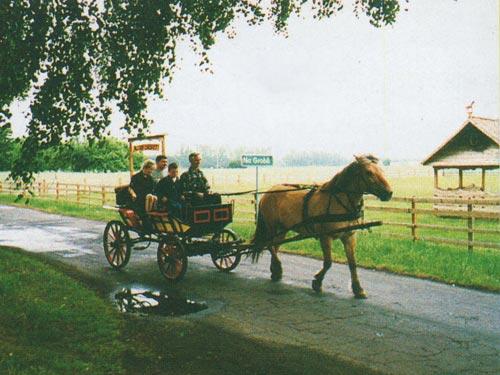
xmin=241 ymin=155 xmax=273 ymax=167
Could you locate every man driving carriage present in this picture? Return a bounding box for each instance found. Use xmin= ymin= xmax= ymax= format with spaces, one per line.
xmin=180 ymin=152 xmax=221 ymax=205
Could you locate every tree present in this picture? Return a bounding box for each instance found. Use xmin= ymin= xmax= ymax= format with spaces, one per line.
xmin=1 ymin=0 xmax=407 ymax=183
xmin=0 ymin=124 xmax=16 ymax=171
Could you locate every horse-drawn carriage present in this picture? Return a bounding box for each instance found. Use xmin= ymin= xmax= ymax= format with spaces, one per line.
xmin=103 ymin=201 xmax=246 ymax=281
xmin=103 ymin=153 xmax=393 ymax=298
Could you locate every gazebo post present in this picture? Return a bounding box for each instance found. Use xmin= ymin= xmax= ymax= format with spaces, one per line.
xmin=433 ymin=168 xmax=439 ymax=189
xmin=481 ymin=168 xmax=486 ymax=191
xmin=458 ymin=168 xmax=464 ymax=189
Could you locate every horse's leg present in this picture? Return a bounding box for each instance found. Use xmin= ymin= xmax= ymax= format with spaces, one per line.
xmin=341 ymin=233 xmax=367 ymax=299
xmin=270 ymin=233 xmax=285 ymax=282
xmin=312 ymin=235 xmax=332 ymax=292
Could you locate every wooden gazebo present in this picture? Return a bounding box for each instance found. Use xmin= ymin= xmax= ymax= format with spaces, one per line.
xmin=422 ymin=113 xmax=499 ymax=201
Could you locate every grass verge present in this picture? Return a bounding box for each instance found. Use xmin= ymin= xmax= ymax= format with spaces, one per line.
xmin=1 ymin=194 xmax=499 ymax=291
xmin=0 ymin=246 xmax=380 ymax=375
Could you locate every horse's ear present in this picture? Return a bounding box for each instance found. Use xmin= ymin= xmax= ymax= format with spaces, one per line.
xmin=354 ymin=154 xmax=363 ymax=163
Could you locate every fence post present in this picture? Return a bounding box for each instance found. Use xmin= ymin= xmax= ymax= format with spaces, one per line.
xmin=101 ymin=186 xmax=106 ymax=206
xmin=411 ymin=197 xmax=417 ymax=241
xmin=76 ymin=184 xmax=80 ymax=203
xmin=56 ymin=182 xmax=60 ymax=201
xmin=0 ymin=180 xmax=2 ymax=193
xmin=467 ymin=202 xmax=474 ymax=252
xmin=38 ymin=182 xmax=42 ymax=197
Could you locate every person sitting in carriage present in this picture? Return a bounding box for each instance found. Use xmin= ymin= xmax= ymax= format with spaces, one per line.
xmin=155 ymin=162 xmax=183 ymax=217
xmin=179 ymin=152 xmax=221 ymax=206
xmin=129 ymin=160 xmax=155 ymax=225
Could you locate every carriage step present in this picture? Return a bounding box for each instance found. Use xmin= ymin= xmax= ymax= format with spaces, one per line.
xmin=133 ymin=246 xmax=149 ymax=251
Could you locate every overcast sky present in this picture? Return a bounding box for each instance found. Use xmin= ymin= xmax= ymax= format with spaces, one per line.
xmin=11 ymin=0 xmax=499 ymax=160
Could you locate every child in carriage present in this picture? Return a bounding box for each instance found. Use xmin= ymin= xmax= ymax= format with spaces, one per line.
xmin=155 ymin=162 xmax=183 ymax=217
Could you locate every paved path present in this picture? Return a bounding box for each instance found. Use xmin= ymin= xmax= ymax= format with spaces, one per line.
xmin=0 ymin=205 xmax=499 ymax=374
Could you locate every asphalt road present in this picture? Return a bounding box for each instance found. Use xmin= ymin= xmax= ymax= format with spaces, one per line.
xmin=0 ymin=205 xmax=499 ymax=375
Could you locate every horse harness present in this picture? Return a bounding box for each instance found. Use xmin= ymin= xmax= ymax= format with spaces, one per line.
xmin=299 ymin=187 xmax=364 ymax=235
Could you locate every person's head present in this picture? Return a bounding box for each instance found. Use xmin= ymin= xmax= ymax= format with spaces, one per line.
xmin=189 ymin=152 xmax=202 ymax=169
xmin=155 ymin=155 xmax=167 ymax=170
xmin=142 ymin=160 xmax=155 ymax=176
xmin=168 ymin=162 xmax=178 ymax=178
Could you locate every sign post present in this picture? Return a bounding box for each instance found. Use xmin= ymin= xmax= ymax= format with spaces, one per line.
xmin=241 ymin=155 xmax=273 ymax=223
xmin=127 ymin=134 xmax=167 ymax=177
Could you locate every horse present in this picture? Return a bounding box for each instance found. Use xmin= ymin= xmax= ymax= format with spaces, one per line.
xmin=251 ymin=155 xmax=393 ymax=298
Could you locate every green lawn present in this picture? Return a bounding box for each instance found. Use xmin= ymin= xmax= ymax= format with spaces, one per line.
xmin=0 ymin=247 xmax=380 ymax=375
xmin=1 ymin=193 xmax=499 ymax=291
xmin=0 ymin=248 xmax=124 ymax=374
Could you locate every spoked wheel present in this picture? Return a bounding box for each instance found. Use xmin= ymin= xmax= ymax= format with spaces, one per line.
xmin=211 ymin=228 xmax=241 ymax=272
xmin=103 ymin=220 xmax=131 ymax=269
xmin=157 ymin=238 xmax=188 ymax=282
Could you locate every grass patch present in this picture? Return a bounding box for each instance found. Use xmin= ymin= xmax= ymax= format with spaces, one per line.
xmin=0 ymin=247 xmax=124 ymax=374
xmin=0 ymin=247 xmax=380 ymax=375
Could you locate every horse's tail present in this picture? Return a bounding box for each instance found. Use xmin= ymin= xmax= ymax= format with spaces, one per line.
xmin=250 ymin=210 xmax=269 ymax=263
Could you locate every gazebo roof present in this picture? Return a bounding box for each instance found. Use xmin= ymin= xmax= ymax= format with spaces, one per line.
xmin=422 ymin=116 xmax=499 ymax=168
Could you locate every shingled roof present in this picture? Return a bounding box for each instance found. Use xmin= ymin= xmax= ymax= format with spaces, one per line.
xmin=422 ymin=116 xmax=500 ymax=168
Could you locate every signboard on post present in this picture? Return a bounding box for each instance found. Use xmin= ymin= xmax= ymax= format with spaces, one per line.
xmin=241 ymin=155 xmax=273 ymax=167
xmin=241 ymin=155 xmax=273 ymax=223
xmin=128 ymin=134 xmax=167 ymax=176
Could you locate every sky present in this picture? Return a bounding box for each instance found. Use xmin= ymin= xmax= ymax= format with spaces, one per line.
xmin=10 ymin=0 xmax=499 ymax=161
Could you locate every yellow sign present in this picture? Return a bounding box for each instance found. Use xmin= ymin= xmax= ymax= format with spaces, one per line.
xmin=134 ymin=143 xmax=160 ymax=152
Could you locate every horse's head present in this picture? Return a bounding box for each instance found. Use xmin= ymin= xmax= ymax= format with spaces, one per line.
xmin=354 ymin=155 xmax=393 ymax=201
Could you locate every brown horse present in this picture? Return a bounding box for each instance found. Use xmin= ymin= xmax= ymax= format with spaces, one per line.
xmin=251 ymin=155 xmax=392 ymax=298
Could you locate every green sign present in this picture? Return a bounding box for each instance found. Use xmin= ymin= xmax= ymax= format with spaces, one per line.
xmin=241 ymin=155 xmax=273 ymax=167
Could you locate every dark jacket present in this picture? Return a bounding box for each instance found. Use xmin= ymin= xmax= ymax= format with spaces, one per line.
xmin=179 ymin=167 xmax=210 ymax=194
xmin=129 ymin=170 xmax=154 ymax=212
xmin=156 ymin=176 xmax=182 ymax=206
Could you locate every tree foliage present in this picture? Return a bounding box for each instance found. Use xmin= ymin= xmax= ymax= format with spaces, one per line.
xmin=0 ymin=0 xmax=407 ymax=183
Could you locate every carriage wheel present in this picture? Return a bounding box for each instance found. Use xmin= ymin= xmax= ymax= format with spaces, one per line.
xmin=211 ymin=228 xmax=241 ymax=272
xmin=157 ymin=238 xmax=188 ymax=282
xmin=103 ymin=220 xmax=131 ymax=269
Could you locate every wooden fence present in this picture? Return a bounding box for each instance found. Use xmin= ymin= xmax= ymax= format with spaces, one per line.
xmin=1 ymin=180 xmax=499 ymax=250
xmin=364 ymin=196 xmax=500 ymax=251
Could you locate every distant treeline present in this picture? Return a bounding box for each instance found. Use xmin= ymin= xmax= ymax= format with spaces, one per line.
xmin=1 ymin=127 xmax=352 ymax=172
xmin=1 ymin=127 xmax=145 ymax=172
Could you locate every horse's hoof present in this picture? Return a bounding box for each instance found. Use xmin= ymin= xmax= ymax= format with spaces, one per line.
xmin=271 ymin=273 xmax=282 ymax=282
xmin=354 ymin=290 xmax=367 ymax=299
xmin=312 ymin=279 xmax=322 ymax=293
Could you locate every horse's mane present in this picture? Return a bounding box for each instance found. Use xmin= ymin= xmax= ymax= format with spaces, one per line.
xmin=320 ymin=154 xmax=379 ymax=192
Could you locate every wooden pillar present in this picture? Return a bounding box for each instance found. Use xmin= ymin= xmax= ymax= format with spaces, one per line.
xmin=481 ymin=168 xmax=486 ymax=191
xmin=129 ymin=141 xmax=134 ymax=177
xmin=467 ymin=202 xmax=474 ymax=252
xmin=458 ymin=169 xmax=464 ymax=189
xmin=433 ymin=168 xmax=439 ymax=189
xmin=161 ymin=135 xmax=166 ymax=156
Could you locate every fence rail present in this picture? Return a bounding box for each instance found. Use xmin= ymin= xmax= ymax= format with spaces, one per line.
xmin=1 ymin=179 xmax=499 ymax=250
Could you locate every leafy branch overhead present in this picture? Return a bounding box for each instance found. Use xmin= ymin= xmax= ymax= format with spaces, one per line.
xmin=0 ymin=0 xmax=407 ymax=183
